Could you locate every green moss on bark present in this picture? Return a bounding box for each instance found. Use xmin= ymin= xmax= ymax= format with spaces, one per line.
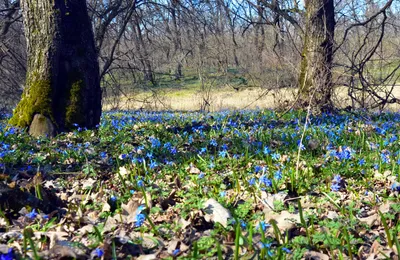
xmin=9 ymin=72 xmax=52 ymax=128
xmin=298 ymin=22 xmax=311 ymax=99
xmin=65 ymin=78 xmax=84 ymax=128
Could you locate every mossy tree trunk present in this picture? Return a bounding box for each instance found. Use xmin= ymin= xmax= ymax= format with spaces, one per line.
xmin=298 ymin=0 xmax=335 ymax=110
xmin=9 ymin=0 xmax=101 ymax=136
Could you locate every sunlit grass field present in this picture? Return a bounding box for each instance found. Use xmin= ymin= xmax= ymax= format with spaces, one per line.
xmin=102 ymin=67 xmax=400 ymax=112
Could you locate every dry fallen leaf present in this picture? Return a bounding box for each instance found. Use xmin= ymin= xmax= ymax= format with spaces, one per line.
xmin=303 ymin=250 xmax=330 ymax=260
xmin=119 ymin=166 xmax=129 ymax=178
xmin=378 ymin=202 xmax=391 ymax=213
xmin=78 ymin=224 xmax=94 ymax=235
xmin=81 ymin=178 xmax=96 ymax=189
xmin=121 ymin=198 xmax=143 ymax=224
xmin=167 ymin=239 xmax=180 ymax=255
xmin=203 ymin=198 xmax=232 ymax=228
xmin=136 ymin=254 xmax=158 ymax=260
xmin=178 ymin=217 xmax=191 ymax=229
xmin=265 ymin=211 xmax=300 ymax=232
xmin=103 ymin=215 xmax=119 ymax=233
xmin=102 ymin=201 xmax=111 ymax=212
xmin=326 ymin=211 xmax=339 ymax=220
xmin=358 ymin=213 xmax=379 ymax=226
xmin=188 ymin=164 xmax=201 ymax=174
xmin=261 ymin=191 xmax=288 ymax=210
xmin=370 ymin=240 xmax=381 ymax=256
xmin=0 ymin=218 xmax=7 ymax=227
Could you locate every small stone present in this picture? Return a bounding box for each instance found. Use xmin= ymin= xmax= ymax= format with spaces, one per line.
xmin=308 ymin=139 xmax=319 ymax=150
xmin=29 ymin=114 xmax=55 ymax=137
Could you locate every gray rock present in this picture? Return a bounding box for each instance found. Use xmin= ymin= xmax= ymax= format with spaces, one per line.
xmin=29 ymin=114 xmax=55 ymax=137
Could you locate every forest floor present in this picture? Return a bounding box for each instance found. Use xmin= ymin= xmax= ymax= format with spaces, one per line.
xmin=0 ymin=109 xmax=399 ymax=259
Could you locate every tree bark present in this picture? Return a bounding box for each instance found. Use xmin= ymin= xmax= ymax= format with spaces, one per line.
xmin=171 ymin=0 xmax=183 ymax=80
xmin=9 ymin=0 xmax=101 ymax=136
xmin=298 ymin=0 xmax=335 ymax=110
xmin=132 ymin=11 xmax=155 ymax=84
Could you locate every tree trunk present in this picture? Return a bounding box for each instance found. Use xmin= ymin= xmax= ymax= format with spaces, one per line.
xmin=298 ymin=0 xmax=335 ymax=110
xmin=133 ymin=12 xmax=155 ymax=84
xmin=254 ymin=0 xmax=265 ymax=67
xmin=171 ymin=0 xmax=183 ymax=80
xmin=9 ymin=0 xmax=101 ymax=136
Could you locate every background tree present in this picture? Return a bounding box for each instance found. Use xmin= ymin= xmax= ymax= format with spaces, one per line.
xmin=9 ymin=0 xmax=101 ymax=136
xmin=0 ymin=0 xmax=25 ymax=112
xmin=298 ymin=0 xmax=335 ymax=110
xmin=1 ymin=0 xmax=399 ymax=112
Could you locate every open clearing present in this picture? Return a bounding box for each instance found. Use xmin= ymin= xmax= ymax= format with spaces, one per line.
xmin=103 ymin=85 xmax=400 ymax=112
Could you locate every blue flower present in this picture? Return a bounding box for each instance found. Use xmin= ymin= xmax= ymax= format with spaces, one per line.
xmin=149 ymin=160 xmax=158 ymax=169
xmin=358 ymin=158 xmax=365 ymax=166
xmin=163 ymin=142 xmax=172 ymax=149
xmin=282 ymin=247 xmax=291 ymax=254
xmin=248 ymin=178 xmax=256 ymax=186
xmin=240 ymin=220 xmax=247 ymax=229
xmin=263 ymin=146 xmax=271 ymax=155
xmin=26 ymin=209 xmax=38 ymax=219
xmin=333 ymin=175 xmax=342 ymax=183
xmin=95 ymin=248 xmax=104 ymax=258
xmin=297 ymin=140 xmax=305 ymax=150
xmin=391 ymin=182 xmax=400 ymax=192
xmin=0 ymin=248 xmax=13 ymax=260
xmin=233 ymin=154 xmax=242 ymax=159
xmin=199 ymin=147 xmax=207 ymax=155
xmin=338 ymin=149 xmax=352 ymax=161
xmin=210 ymin=139 xmax=218 ymax=147
xmin=149 ymin=137 xmax=161 ymax=148
xmin=259 ymin=175 xmax=272 ymax=187
xmin=170 ymin=147 xmax=178 ymax=155
xmin=135 ymin=213 xmax=146 ymax=227
xmin=381 ymin=152 xmax=390 ymax=164
xmin=137 ymin=204 xmax=146 ymax=213
xmin=219 ymin=150 xmax=228 ymax=158
xmin=254 ymin=165 xmax=263 ymax=173
xmin=100 ymin=151 xmax=107 ymax=159
xmin=274 ymin=170 xmax=282 ymax=180
xmin=137 ymin=180 xmax=144 ymax=187
xmin=260 ymin=242 xmax=271 ymax=248
xmin=271 ymin=153 xmax=281 ymax=161
xmin=257 ymin=221 xmax=271 ymax=232
xmin=331 ymin=183 xmax=340 ymax=192
xmin=172 ymin=249 xmax=180 ymax=256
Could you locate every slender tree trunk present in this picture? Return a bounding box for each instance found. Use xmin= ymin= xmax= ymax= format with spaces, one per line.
xmin=171 ymin=0 xmax=183 ymax=80
xmin=254 ymin=0 xmax=265 ymax=67
xmin=298 ymin=0 xmax=335 ymax=110
xmin=133 ymin=12 xmax=155 ymax=84
xmin=9 ymin=0 xmax=101 ymax=136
